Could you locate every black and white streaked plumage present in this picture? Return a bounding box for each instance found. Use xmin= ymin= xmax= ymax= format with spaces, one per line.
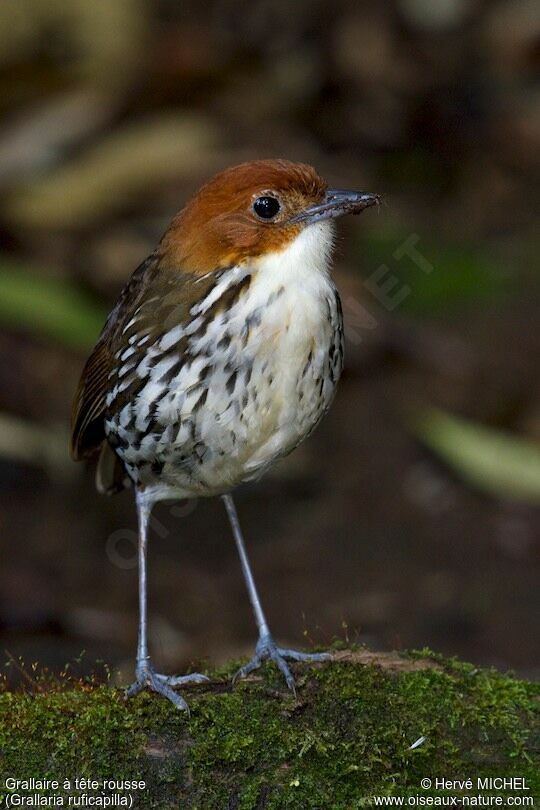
xmin=104 ymin=222 xmax=343 ymax=500
xmin=71 ymin=160 xmax=379 ymax=709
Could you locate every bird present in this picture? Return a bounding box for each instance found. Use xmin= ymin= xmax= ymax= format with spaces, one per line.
xmin=70 ymin=159 xmax=380 ymax=710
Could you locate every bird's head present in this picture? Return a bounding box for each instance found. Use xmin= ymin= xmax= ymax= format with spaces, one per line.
xmin=160 ymin=159 xmax=379 ymax=275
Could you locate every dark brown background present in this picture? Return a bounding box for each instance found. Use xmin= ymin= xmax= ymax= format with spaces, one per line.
xmin=0 ymin=0 xmax=538 ymax=688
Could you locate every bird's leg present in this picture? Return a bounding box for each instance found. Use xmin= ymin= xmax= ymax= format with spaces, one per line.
xmin=222 ymin=494 xmax=330 ymax=695
xmin=124 ymin=490 xmax=208 ymax=710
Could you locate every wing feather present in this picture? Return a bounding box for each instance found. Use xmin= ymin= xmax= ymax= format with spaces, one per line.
xmin=70 ymin=255 xmax=158 ymax=461
xmin=70 ymin=340 xmax=111 ymax=460
xmin=70 ymin=252 xmax=225 ymax=488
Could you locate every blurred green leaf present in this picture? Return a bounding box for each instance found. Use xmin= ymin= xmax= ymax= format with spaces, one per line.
xmin=0 ymin=259 xmax=105 ymax=349
xmin=358 ymin=231 xmax=507 ymax=316
xmin=414 ymin=408 xmax=540 ymax=503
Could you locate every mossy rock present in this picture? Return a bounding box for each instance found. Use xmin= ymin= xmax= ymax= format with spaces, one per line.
xmin=0 ymin=648 xmax=538 ymax=808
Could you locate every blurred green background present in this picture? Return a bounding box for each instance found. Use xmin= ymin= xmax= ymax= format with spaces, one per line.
xmin=0 ymin=0 xmax=538 ymax=687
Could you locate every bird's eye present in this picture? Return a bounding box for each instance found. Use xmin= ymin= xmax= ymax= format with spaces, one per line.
xmin=253 ymin=196 xmax=280 ymax=220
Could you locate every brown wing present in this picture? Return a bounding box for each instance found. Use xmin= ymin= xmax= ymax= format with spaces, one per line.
xmin=70 ymin=254 xmax=158 ymax=462
xmin=70 ymin=250 xmax=224 ymax=496
xmin=70 ymin=338 xmax=111 ymax=460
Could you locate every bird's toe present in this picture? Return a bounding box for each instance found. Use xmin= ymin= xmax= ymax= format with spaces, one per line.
xmin=278 ymin=648 xmax=332 ymax=663
xmin=232 ymin=655 xmax=262 ymax=684
xmin=232 ymin=636 xmax=330 ymax=693
xmin=161 ymin=672 xmax=209 ymax=687
xmin=269 ymin=650 xmax=296 ymax=694
xmin=125 ymin=662 xmax=207 ymax=710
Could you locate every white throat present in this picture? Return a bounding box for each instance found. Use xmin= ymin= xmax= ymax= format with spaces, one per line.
xmin=254 ymin=220 xmax=335 ymax=282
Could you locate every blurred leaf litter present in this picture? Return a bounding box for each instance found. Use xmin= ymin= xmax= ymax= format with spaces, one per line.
xmin=3 ymin=114 xmax=220 ymax=229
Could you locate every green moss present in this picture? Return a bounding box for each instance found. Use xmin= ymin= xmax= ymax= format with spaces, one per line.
xmin=0 ymin=649 xmax=538 ymax=808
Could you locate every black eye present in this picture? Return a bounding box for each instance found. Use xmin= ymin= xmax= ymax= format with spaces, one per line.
xmin=253 ymin=196 xmax=280 ymax=220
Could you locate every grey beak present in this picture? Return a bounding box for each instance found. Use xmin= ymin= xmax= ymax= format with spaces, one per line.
xmin=290 ymin=189 xmax=381 ymax=224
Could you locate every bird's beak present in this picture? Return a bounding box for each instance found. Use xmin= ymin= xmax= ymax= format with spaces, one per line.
xmin=290 ymin=189 xmax=380 ymax=225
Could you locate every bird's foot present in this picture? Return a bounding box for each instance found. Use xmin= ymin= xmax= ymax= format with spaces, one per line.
xmin=125 ymin=659 xmax=209 ymax=711
xmin=233 ymin=634 xmax=331 ymax=696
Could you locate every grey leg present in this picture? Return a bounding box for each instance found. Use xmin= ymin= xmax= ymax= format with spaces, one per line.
xmin=135 ymin=489 xmax=151 ymax=665
xmin=222 ymin=493 xmax=330 ymax=695
xmin=222 ymin=493 xmax=270 ymax=639
xmin=125 ymin=490 xmax=208 ymax=710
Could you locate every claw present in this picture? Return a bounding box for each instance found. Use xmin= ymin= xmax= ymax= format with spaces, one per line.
xmin=233 ymin=635 xmax=329 ymax=694
xmin=125 ymin=660 xmax=208 ymax=710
